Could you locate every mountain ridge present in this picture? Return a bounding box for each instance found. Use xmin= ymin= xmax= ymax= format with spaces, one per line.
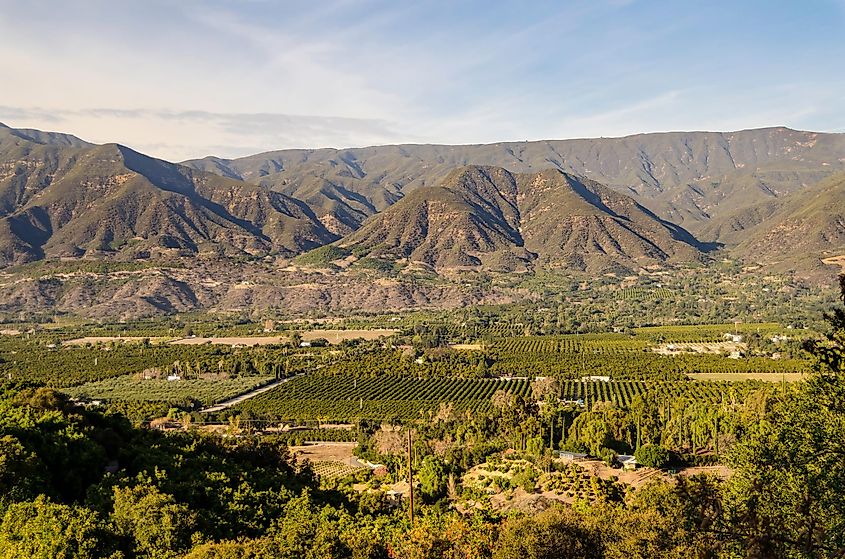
xmin=0 ymin=122 xmax=843 ymax=280
xmin=337 ymin=165 xmax=707 ymax=273
xmin=182 ymin=126 xmax=845 ymax=242
xmin=0 ymin=130 xmax=337 ymax=265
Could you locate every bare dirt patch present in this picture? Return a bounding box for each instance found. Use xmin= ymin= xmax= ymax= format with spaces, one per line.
xmin=653 ymin=341 xmax=744 ymax=355
xmin=64 ymin=336 xmax=172 ymax=345
xmin=822 ymin=254 xmax=845 ymax=272
xmin=171 ymin=336 xmax=288 ymax=346
xmin=289 ymin=442 xmax=358 ymax=463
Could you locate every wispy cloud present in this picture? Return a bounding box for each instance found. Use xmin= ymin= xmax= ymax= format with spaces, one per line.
xmin=0 ymin=106 xmax=412 ymax=160
xmin=0 ymin=0 xmax=843 ymax=160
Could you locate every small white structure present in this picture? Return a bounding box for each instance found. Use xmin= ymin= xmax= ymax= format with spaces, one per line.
xmin=166 ymin=375 xmax=182 ymax=382
xmin=618 ymin=454 xmax=638 ymax=471
xmin=555 ymin=451 xmax=587 ymax=461
xmin=581 ymin=375 xmax=611 ymax=382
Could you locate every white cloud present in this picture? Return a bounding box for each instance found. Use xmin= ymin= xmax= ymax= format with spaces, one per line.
xmin=0 ymin=0 xmax=843 ymax=160
xmin=0 ymin=106 xmax=413 ymax=161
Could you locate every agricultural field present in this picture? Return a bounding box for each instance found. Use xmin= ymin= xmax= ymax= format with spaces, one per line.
xmin=491 ymin=334 xmax=650 ymax=354
xmin=486 ymin=326 xmax=809 ymax=380
xmin=0 ymin=335 xmax=323 ymax=388
xmin=618 ymin=287 xmax=672 ymax=300
xmin=230 ymin=373 xmax=772 ymax=422
xmin=266 ymin=429 xmax=357 ymax=444
xmin=301 ymin=329 xmax=399 ymax=343
xmin=0 ymin=312 xmax=815 ymax=427
xmin=631 ymin=322 xmax=786 ymax=343
xmin=687 ymin=372 xmax=806 ymax=382
xmin=488 ymin=347 xmax=808 ymax=380
xmin=555 ymin=378 xmax=769 ymax=408
xmin=171 ymin=336 xmax=288 ymax=346
xmin=168 ymin=329 xmax=398 ymax=346
xmin=235 ymin=376 xmax=532 ymax=421
xmin=65 ymin=374 xmax=276 ymax=405
xmin=310 ymin=461 xmax=366 ymax=481
xmin=288 ymin=442 xmax=367 ymax=481
xmin=652 ymin=341 xmax=742 ymax=355
xmin=63 ymin=336 xmax=174 ymax=346
xmin=463 ymin=458 xmax=628 ymax=508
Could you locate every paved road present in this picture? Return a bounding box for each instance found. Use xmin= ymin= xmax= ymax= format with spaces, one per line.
xmin=200 ymin=373 xmax=304 ymax=413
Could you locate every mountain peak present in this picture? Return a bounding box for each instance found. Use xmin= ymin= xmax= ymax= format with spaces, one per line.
xmin=337 ymin=166 xmax=705 ymax=273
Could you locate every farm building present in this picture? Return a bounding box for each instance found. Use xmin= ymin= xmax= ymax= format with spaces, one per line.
xmin=618 ymin=455 xmax=638 ymax=471
xmin=555 ymin=451 xmax=587 ymax=461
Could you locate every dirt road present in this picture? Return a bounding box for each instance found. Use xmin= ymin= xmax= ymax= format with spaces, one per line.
xmin=200 ymin=373 xmax=303 ymax=413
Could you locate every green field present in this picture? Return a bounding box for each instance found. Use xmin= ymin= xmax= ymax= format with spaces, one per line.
xmin=232 ymin=374 xmax=774 ymax=421
xmin=236 ymin=376 xmax=532 ymax=421
xmin=65 ymin=374 xmax=276 ymax=406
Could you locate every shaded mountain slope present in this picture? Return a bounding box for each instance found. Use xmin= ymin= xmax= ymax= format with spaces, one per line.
xmin=515 ymin=170 xmax=705 ymax=272
xmin=340 ymin=166 xmax=530 ymax=270
xmin=0 ymin=128 xmax=336 ymax=265
xmin=731 ymin=172 xmax=845 ymax=272
xmin=337 ymin=166 xmax=706 ymax=272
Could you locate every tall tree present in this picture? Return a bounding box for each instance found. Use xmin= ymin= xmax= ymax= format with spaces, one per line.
xmin=723 ymin=275 xmax=845 ymax=557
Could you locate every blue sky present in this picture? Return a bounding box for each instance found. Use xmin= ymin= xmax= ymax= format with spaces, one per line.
xmin=1 ymin=0 xmax=844 ymax=160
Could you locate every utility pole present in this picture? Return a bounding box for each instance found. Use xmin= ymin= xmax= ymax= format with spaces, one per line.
xmin=407 ymin=429 xmax=415 ymax=527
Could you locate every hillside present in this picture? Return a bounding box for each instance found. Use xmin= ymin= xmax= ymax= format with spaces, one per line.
xmin=337 ymin=166 xmax=706 ymax=273
xmin=731 ymin=172 xmax=845 ymax=275
xmin=1 ymin=121 xmax=843 ymax=289
xmin=0 ymin=127 xmax=336 ymax=265
xmin=184 ymin=127 xmax=845 ymax=241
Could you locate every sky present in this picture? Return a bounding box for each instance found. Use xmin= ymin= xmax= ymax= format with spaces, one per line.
xmin=1 ymin=0 xmax=844 ymax=161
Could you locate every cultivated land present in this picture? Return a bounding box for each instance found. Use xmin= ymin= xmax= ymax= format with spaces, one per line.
xmin=64 ymin=336 xmax=174 ymax=345
xmin=0 ymin=265 xmax=835 ymax=552
xmin=1 ymin=121 xmax=844 ymax=557
xmin=302 ymin=328 xmax=399 ymax=342
xmin=65 ymin=375 xmax=277 ymax=406
xmin=687 ymin=372 xmax=806 ymax=382
xmin=167 ymin=329 xmax=398 ymax=346
xmin=170 ymin=335 xmax=288 ymax=346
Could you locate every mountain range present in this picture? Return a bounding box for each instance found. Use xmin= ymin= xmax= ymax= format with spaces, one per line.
xmin=1 ymin=121 xmax=844 ymax=289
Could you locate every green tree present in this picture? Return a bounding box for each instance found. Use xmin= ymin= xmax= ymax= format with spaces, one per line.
xmin=723 ymin=275 xmax=845 ymax=557
xmin=493 ymin=507 xmax=602 ymax=559
xmin=0 ymin=435 xmax=42 ymax=503
xmin=111 ymin=482 xmax=195 ymax=559
xmin=418 ymin=456 xmax=447 ymax=501
xmin=634 ymin=444 xmax=671 ymax=469
xmin=0 ymin=496 xmax=116 ymax=559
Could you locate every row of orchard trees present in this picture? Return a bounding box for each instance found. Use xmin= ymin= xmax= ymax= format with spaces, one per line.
xmin=516 ymin=377 xmax=776 ymax=461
